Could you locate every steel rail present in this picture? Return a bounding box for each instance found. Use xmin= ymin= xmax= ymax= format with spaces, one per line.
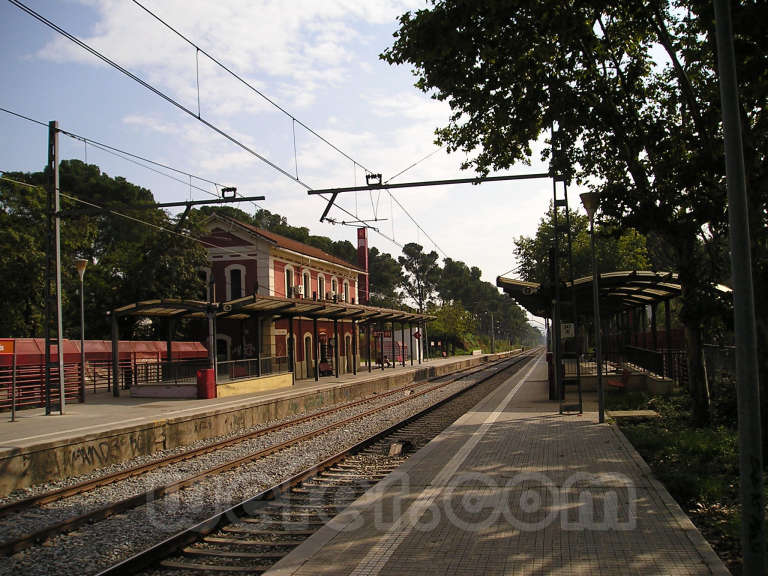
xmin=0 ymin=354 xmax=525 ymax=555
xmin=0 ymin=359 xmax=492 ymax=519
xmin=95 ymin=352 xmax=536 ymax=575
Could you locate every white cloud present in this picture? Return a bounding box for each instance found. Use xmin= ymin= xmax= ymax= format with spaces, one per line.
xmin=34 ymin=0 xmax=420 ymax=119
xmin=122 ymin=114 xmax=179 ymax=134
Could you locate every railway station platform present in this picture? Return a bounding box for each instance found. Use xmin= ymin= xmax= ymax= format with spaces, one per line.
xmin=266 ymin=353 xmax=728 ymax=576
xmin=0 ymin=352 xmax=511 ymax=497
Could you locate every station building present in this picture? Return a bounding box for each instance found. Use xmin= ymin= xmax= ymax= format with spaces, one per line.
xmin=198 ymin=215 xmax=416 ymax=380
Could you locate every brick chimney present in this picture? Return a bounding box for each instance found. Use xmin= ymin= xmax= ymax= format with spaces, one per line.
xmin=357 ymin=227 xmax=369 ymax=304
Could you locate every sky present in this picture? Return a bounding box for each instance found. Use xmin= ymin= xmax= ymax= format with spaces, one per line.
xmin=0 ymin=0 xmax=587 ymax=326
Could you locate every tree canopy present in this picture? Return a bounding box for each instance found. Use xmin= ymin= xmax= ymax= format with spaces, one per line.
xmin=2 ymin=161 xmax=541 ymax=349
xmin=514 ymin=204 xmax=650 ymax=284
xmin=398 ymin=242 xmax=441 ymax=314
xmin=0 ymin=160 xmax=208 ymax=339
xmin=383 ymin=0 xmax=767 ymax=425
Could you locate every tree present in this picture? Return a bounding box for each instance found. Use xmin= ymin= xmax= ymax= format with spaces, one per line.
xmin=429 ymin=300 xmax=474 ymax=351
xmin=438 ymin=258 xmax=482 ymax=307
xmin=514 ymin=205 xmax=650 ymax=284
xmin=0 ymin=160 xmax=207 ymax=339
xmin=398 ymin=242 xmax=440 ymax=313
xmin=383 ymin=1 xmax=767 ymax=427
xmin=368 ymin=247 xmax=403 ymax=307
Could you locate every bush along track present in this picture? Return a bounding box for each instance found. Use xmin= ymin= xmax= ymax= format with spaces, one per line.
xmin=617 ymin=393 xmax=749 ymax=575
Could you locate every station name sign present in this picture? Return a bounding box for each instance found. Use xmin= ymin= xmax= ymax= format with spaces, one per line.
xmin=0 ymin=339 xmax=15 ymax=355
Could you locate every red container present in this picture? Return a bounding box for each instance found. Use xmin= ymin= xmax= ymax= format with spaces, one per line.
xmin=196 ymin=368 xmax=216 ymax=399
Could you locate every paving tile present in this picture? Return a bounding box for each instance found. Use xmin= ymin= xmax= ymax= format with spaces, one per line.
xmin=266 ymin=357 xmax=729 ymax=576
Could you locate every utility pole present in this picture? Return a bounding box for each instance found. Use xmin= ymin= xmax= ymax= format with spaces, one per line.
xmin=45 ymin=121 xmax=65 ymax=415
xmin=713 ymin=2 xmax=766 ymax=572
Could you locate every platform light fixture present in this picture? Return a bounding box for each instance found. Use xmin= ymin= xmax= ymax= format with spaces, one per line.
xmin=580 ymin=191 xmax=603 ymax=423
xmin=221 ymin=186 xmax=237 ymax=198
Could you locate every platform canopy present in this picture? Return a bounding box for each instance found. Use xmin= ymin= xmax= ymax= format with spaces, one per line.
xmin=496 ymin=270 xmax=732 ymax=318
xmin=217 ymin=293 xmax=433 ymax=323
xmin=112 ymin=295 xmax=433 ymax=324
xmin=112 ymin=299 xmax=212 ymax=319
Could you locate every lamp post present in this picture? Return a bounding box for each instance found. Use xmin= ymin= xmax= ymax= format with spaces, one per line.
xmin=580 ymin=192 xmax=604 ymax=423
xmin=490 ymin=311 xmax=495 ymax=354
xmin=75 ymin=258 xmax=88 ymax=403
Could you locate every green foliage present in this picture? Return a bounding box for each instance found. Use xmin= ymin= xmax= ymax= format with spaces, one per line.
xmin=513 ymin=204 xmax=650 ymax=284
xmin=429 ymin=301 xmax=474 ymax=348
xmin=0 ymin=160 xmax=207 ymax=339
xmin=620 ymin=393 xmax=743 ymax=571
xmin=383 ymin=0 xmax=768 ymax=426
xmin=368 ymin=247 xmax=402 ymax=307
xmin=398 ymin=242 xmax=440 ymax=313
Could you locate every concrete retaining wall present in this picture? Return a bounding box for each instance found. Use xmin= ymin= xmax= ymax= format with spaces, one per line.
xmin=0 ymin=352 xmax=513 ymax=496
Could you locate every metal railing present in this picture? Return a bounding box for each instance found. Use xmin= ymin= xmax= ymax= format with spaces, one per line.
xmin=216 ymin=356 xmax=290 ymax=384
xmin=598 ymin=345 xmax=688 ymax=387
xmin=623 ymin=346 xmax=665 ymax=376
xmin=130 ymin=359 xmax=210 ymax=387
xmin=0 ymin=363 xmax=80 ymax=411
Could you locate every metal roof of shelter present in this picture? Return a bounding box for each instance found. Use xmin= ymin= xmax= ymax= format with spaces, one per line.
xmin=496 ymin=271 xmax=732 ymax=318
xmin=112 ymin=296 xmax=433 ymax=324
xmin=218 ymin=293 xmax=433 ymax=323
xmin=112 ymin=299 xmax=212 ymax=319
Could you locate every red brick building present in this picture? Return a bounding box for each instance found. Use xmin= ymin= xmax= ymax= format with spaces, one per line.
xmin=201 ymin=215 xmax=369 ymax=379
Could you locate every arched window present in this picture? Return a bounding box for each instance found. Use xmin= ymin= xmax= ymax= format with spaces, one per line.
xmin=318 ymin=275 xmax=326 ymax=299
xmin=224 ymin=264 xmax=246 ymax=300
xmin=285 ymin=266 xmax=294 ymax=298
xmin=303 ymin=271 xmax=310 ymax=298
xmin=332 ymin=278 xmax=338 ymax=297
xmin=343 ymin=280 xmax=350 ymax=303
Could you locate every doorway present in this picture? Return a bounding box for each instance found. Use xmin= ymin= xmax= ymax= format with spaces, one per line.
xmin=304 ymin=335 xmax=313 ymax=379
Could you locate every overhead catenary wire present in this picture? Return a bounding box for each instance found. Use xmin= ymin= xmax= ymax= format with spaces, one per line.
xmin=4 ymin=5 xmax=438 ymax=257
xmin=384 ymin=147 xmax=443 ymax=185
xmin=58 ymin=191 xmax=370 ymax=299
xmin=380 ymin=146 xmax=450 ymax=256
xmin=130 ymin=0 xmax=376 ymax=176
xmin=387 ymin=190 xmax=447 ymax=258
xmin=0 ymin=172 xmax=363 ymax=298
xmin=124 ymin=1 xmax=396 ymax=235
xmin=1 ymin=105 xmax=401 ymax=252
xmin=8 ymin=0 xmax=310 ymax=190
xmin=0 ymin=172 xmax=43 ymax=189
xmin=0 ymin=106 xmax=242 ymax=207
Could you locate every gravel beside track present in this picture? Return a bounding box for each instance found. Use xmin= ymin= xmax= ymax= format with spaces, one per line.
xmin=0 ymin=370 xmax=464 ymax=508
xmin=0 ymin=357 xmax=524 ymax=576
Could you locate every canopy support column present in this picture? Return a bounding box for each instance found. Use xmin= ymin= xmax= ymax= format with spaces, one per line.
xmin=334 ymin=318 xmax=340 ymax=378
xmin=313 ymin=317 xmax=319 ymax=381
xmin=352 ymin=320 xmax=358 ymax=375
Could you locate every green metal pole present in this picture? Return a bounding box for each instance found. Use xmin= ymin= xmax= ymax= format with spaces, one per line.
xmin=590 ymin=219 xmax=604 ymax=423
xmin=713 ymin=2 xmax=766 ymax=573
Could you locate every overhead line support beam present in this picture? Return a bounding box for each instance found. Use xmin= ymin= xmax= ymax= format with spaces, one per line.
xmin=155 ymin=195 xmax=265 ymax=208
xmin=308 ymin=172 xmax=553 ymax=196
xmin=311 ymin=173 xmax=552 ymax=222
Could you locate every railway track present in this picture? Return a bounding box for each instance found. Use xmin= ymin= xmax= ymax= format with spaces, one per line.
xmin=96 ymin=351 xmax=538 ymax=575
xmin=0 ymin=354 xmax=526 ymax=557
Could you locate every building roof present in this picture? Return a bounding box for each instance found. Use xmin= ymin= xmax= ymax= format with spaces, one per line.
xmin=497 ymin=270 xmax=732 ymax=318
xmin=210 ymin=215 xmax=365 ymax=273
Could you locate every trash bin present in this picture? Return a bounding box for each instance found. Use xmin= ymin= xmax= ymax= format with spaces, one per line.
xmin=196 ymin=368 xmax=216 ymax=399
